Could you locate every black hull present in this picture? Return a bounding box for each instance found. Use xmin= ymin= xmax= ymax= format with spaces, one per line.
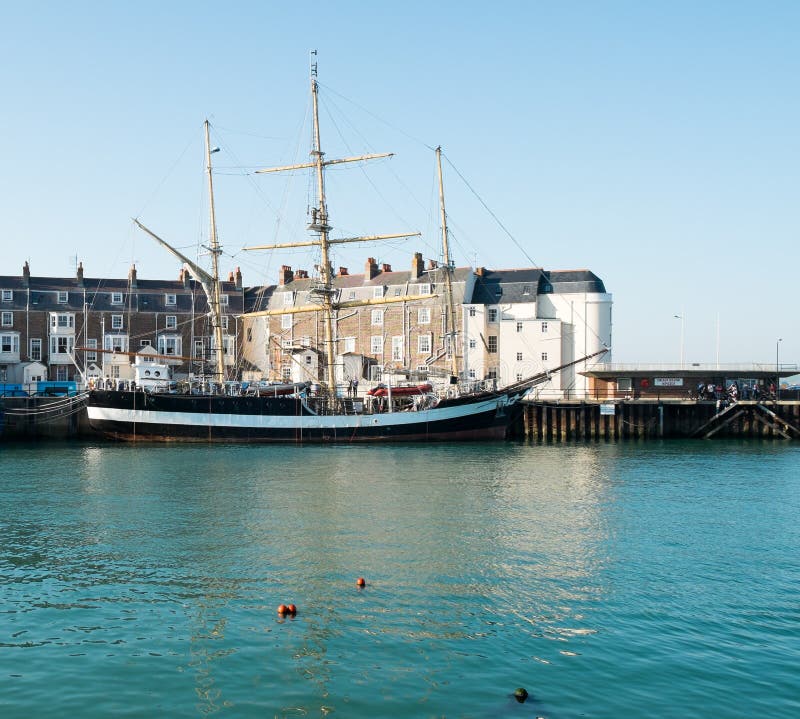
xmin=86 ymin=390 xmax=520 ymax=443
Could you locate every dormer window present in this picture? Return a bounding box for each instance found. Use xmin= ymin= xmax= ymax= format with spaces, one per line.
xmin=282 ymin=292 xmax=293 ymax=306
xmin=522 ymin=285 xmax=531 ymax=295
xmin=373 ymin=286 xmax=385 ymax=298
xmin=57 ymin=291 xmax=68 ymax=304
xmin=165 ymin=293 xmax=177 ymax=306
xmin=1 ymin=289 xmax=12 ymax=302
xmin=111 ymin=292 xmax=123 ymax=304
xmin=418 ymin=283 xmax=431 ymax=295
xmin=219 ymin=294 xmax=229 ymax=306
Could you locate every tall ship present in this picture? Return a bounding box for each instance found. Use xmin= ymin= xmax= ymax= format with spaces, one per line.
xmin=86 ymin=59 xmax=606 ymax=442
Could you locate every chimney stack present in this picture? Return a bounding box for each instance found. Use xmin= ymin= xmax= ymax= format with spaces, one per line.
xmin=428 ymin=259 xmax=438 ymax=270
xmin=475 ymin=266 xmax=486 ymax=277
xmin=279 ymin=265 xmax=293 ymax=286
xmin=179 ymin=267 xmax=191 ymax=288
xmin=381 ymin=263 xmax=392 ymax=273
xmin=411 ymin=252 xmax=424 ymax=279
xmin=338 ymin=267 xmax=349 ymax=276
xmin=365 ymin=257 xmax=379 ymax=280
xmin=234 ymin=266 xmax=242 ymax=291
xmin=76 ymin=262 xmax=85 ymax=287
xmin=22 ymin=261 xmax=30 ymax=288
xmin=128 ymin=264 xmax=137 ymax=289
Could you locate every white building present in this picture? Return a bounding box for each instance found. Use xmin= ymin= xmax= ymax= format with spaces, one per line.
xmin=462 ymin=268 xmax=612 ymax=399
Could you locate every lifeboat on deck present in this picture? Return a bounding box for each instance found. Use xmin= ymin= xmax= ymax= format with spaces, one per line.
xmin=367 ymin=383 xmax=433 ymax=398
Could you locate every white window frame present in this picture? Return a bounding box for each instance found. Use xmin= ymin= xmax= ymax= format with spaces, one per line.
xmin=469 ymin=338 xmax=477 ymax=349
xmin=488 ymin=308 xmax=498 ymax=323
xmin=516 ymin=352 xmax=523 ymax=362
xmin=111 ymin=314 xmax=124 ymax=330
xmin=516 ymin=322 xmax=523 ymax=333
xmin=221 ymin=316 xmax=229 ymax=331
xmin=370 ymin=335 xmax=383 ymax=354
xmin=487 ymin=335 xmax=498 ymax=353
xmin=157 ymin=335 xmax=182 ymax=357
xmin=541 ymin=352 xmax=548 ymax=362
xmin=111 ymin=292 xmax=123 ymax=305
xmin=194 ymin=339 xmax=205 ymax=358
xmin=140 ymin=339 xmax=153 ymax=348
xmin=1 ymin=311 xmax=12 ymax=327
xmin=165 ymin=293 xmax=177 ymax=306
xmin=391 ymin=335 xmax=404 ymax=362
xmin=49 ymin=335 xmax=74 ymax=355
xmin=1 ymin=333 xmax=20 ymax=354
xmin=1 ymin=289 xmax=12 ymax=302
xmin=219 ymin=294 xmax=229 ymax=306
xmin=418 ymin=283 xmax=431 ymax=295
xmin=85 ymin=338 xmax=97 ymax=362
xmin=371 ymin=309 xmax=383 ymax=326
xmin=342 ymin=337 xmax=356 ymax=353
xmin=30 ymin=338 xmax=42 ymax=361
xmin=282 ymin=291 xmax=293 ymax=306
xmin=468 ymin=306 xmax=476 ymax=317
xmin=57 ymin=291 xmax=68 ymax=304
xmin=50 ymin=313 xmax=75 ymax=330
xmin=541 ymin=321 xmax=548 ymax=333
xmin=417 ymin=307 xmax=431 ymax=324
xmin=373 ymin=286 xmax=385 ymax=298
xmin=103 ymin=335 xmax=129 ymax=353
xmin=281 ymin=314 xmax=292 ymax=329
xmin=165 ymin=315 xmax=177 ymax=329
xmin=418 ymin=333 xmax=432 ymax=354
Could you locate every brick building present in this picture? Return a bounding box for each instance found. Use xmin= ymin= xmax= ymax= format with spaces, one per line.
xmin=0 ymin=262 xmax=243 ymax=386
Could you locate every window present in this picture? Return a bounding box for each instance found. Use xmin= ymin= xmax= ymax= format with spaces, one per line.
xmin=541 ymin=321 xmax=548 ymax=333
xmin=487 ymin=368 xmax=498 ymax=380
xmin=1 ymin=289 xmax=12 ymax=302
xmin=111 ymin=292 xmax=123 ymax=304
xmin=221 ymin=316 xmax=229 ymax=331
xmin=468 ymin=306 xmax=476 ymax=317
xmin=487 ymin=336 xmax=498 ymax=353
xmin=617 ymin=378 xmax=632 ymax=392
xmin=417 ymin=307 xmax=431 ymax=324
xmin=391 ymin=336 xmax=404 ymax=362
xmin=516 ymin=352 xmax=523 ymax=362
xmin=219 ymin=294 xmax=229 ymax=306
xmin=370 ymin=365 xmax=383 ymax=382
xmin=56 ymin=366 xmax=69 ymax=382
xmin=522 ymin=284 xmax=531 ymax=295
xmin=418 ymin=334 xmax=431 ymax=354
xmin=516 ymin=373 xmax=523 ymax=382
xmin=246 ymin=327 xmax=252 ymax=342
xmin=281 ymin=339 xmax=293 ymax=349
xmin=348 ymin=290 xmax=356 ymax=300
xmin=1 ymin=311 xmax=12 ymax=327
xmin=57 ymin=291 xmax=68 ymax=304
xmin=394 ymin=287 xmax=402 ymax=296
xmin=301 ymin=336 xmax=311 ymax=348
xmin=282 ymin=292 xmax=293 ymax=306
xmin=371 ymin=309 xmax=383 ymax=326
xmin=51 ymin=313 xmax=75 ymax=330
xmin=194 ymin=339 xmax=204 ymax=358
xmin=418 ymin=283 xmax=430 ymax=295
xmin=516 ymin=322 xmax=523 ymax=333
xmin=30 ymin=338 xmax=42 ymax=361
xmin=165 ymin=315 xmax=177 ymax=329
xmin=281 ymin=314 xmax=292 ymax=329
xmin=111 ymin=314 xmax=123 ymax=330
xmin=305 ymin=355 xmax=312 ymax=365
xmin=165 ymin=293 xmax=177 ymax=306
xmin=373 ymin=286 xmax=385 ymax=298
xmin=140 ymin=339 xmax=153 ymax=347
xmin=371 ymin=336 xmax=383 ymax=354
xmin=342 ymin=337 xmax=356 ymax=353
xmin=281 ymin=365 xmax=292 ymax=381
xmin=488 ymin=308 xmax=498 ymax=322
xmin=541 ymin=352 xmax=548 ymax=362
xmin=49 ymin=335 xmax=74 ymax=355
xmin=468 ymin=369 xmax=476 ymax=379
xmin=1 ymin=334 xmax=20 ymax=353
xmin=469 ymin=338 xmax=477 ymax=349
xmin=157 ymin=335 xmax=181 ymax=356
xmin=104 ymin=335 xmax=128 ymax=353
xmin=85 ymin=338 xmax=97 ymax=362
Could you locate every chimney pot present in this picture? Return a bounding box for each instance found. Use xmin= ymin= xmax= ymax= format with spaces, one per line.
xmin=381 ymin=263 xmax=392 ymax=273
xmin=279 ymin=265 xmax=293 ymax=286
xmin=338 ymin=267 xmax=349 ymax=276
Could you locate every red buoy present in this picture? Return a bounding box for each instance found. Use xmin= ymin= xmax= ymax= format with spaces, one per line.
xmin=277 ymin=604 xmax=288 ymax=615
xmin=287 ymin=603 xmax=297 ymax=615
xmin=356 ymin=577 xmax=366 ymax=587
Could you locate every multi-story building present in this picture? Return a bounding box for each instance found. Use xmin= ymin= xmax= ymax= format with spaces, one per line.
xmin=464 ymin=267 xmax=612 ymax=398
xmin=0 ymin=261 xmax=243 ymax=386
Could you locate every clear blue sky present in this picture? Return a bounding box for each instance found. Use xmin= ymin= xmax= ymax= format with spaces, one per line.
xmin=1 ymin=1 xmax=798 ymax=366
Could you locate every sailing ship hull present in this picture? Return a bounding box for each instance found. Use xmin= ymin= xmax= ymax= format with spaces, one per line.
xmin=85 ymin=390 xmax=521 ymax=443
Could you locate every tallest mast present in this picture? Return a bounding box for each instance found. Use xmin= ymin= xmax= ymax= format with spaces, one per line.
xmin=308 ymin=52 xmax=338 ymax=394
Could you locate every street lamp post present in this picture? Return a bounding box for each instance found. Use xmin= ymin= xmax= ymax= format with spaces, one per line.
xmin=776 ymin=338 xmax=782 ymax=402
xmin=674 ymin=313 xmax=685 ymax=368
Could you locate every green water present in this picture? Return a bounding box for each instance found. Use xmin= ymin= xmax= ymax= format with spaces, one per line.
xmin=1 ymin=440 xmax=798 ymax=718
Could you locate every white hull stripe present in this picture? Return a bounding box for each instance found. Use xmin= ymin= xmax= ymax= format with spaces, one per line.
xmin=87 ymin=396 xmax=508 ymax=430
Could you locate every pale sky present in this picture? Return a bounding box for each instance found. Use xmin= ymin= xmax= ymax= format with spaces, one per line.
xmin=1 ymin=1 xmax=798 ymax=366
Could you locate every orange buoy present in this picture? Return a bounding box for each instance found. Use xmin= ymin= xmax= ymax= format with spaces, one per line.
xmin=356 ymin=577 xmax=366 ymax=587
xmin=287 ymin=603 xmax=297 ymax=615
xmin=277 ymin=604 xmax=288 ymax=615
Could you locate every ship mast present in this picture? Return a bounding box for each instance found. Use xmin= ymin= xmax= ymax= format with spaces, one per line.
xmin=247 ymin=52 xmax=421 ymax=397
xmin=204 ymin=120 xmax=226 ymax=383
xmin=436 ymin=147 xmax=459 ymax=379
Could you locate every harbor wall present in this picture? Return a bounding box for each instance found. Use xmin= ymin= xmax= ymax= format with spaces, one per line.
xmin=514 ymin=400 xmax=800 ymax=440
xmin=1 ymin=396 xmax=93 ymax=441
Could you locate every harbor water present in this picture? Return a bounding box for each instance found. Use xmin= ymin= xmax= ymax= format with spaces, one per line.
xmin=1 ymin=440 xmax=798 ymax=718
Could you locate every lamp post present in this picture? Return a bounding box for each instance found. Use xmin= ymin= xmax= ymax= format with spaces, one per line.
xmin=776 ymin=338 xmax=782 ymax=401
xmin=674 ymin=313 xmax=685 ymax=368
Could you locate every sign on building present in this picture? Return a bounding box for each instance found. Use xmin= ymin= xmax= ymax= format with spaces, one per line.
xmin=600 ymin=403 xmax=616 ymax=415
xmin=654 ymin=378 xmax=684 ymax=387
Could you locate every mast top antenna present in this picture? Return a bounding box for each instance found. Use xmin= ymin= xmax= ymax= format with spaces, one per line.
xmin=310 ymin=49 xmax=318 ymax=77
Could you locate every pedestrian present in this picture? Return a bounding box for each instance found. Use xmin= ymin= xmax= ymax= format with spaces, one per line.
xmin=352 ymin=378 xmax=358 ymax=397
